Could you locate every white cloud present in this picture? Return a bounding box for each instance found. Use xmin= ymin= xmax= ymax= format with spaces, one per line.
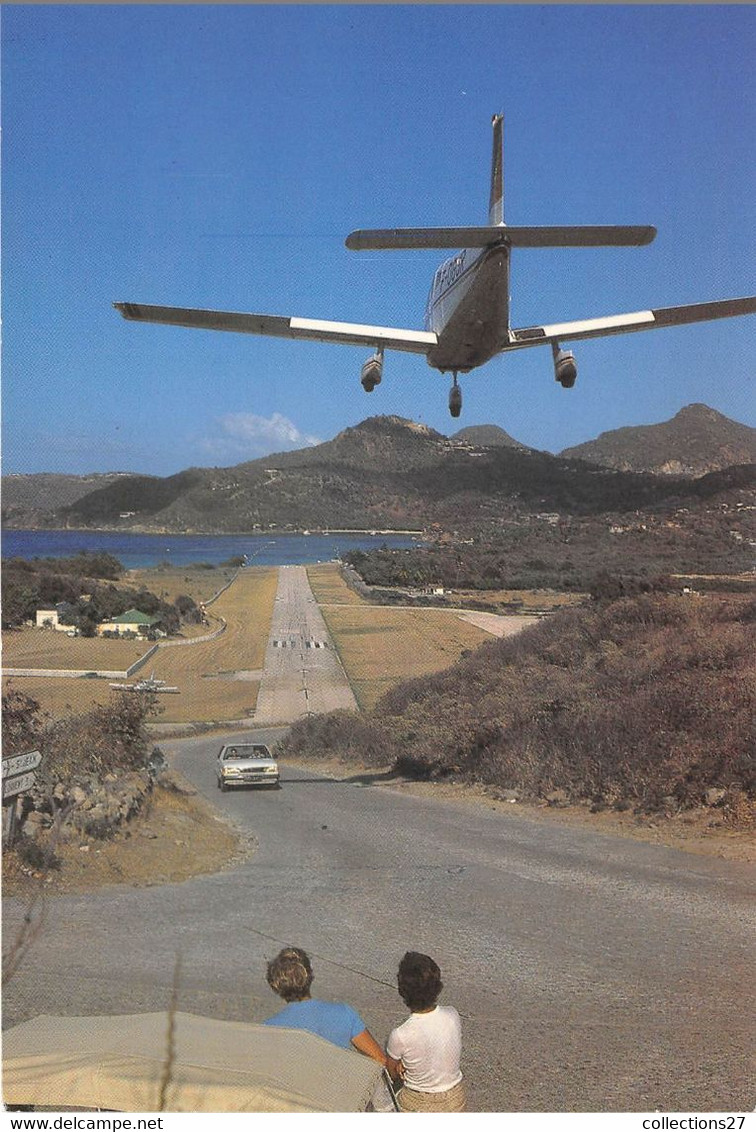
xmin=197 ymin=412 xmax=322 ymax=463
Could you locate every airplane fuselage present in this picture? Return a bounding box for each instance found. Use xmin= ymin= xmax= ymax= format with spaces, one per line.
xmin=114 ymin=114 xmax=756 ymax=417
xmin=424 ymin=242 xmax=511 ymax=372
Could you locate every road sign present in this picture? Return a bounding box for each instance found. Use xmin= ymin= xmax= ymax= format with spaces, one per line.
xmin=2 ymin=750 xmax=42 ymax=780
xmin=3 ymin=772 xmax=37 ymax=801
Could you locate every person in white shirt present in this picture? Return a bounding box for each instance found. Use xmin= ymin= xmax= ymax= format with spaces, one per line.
xmin=387 ymin=951 xmax=466 ymax=1112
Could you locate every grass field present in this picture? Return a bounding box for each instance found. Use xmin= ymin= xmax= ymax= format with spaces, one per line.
xmin=307 ymin=564 xmax=495 ymax=710
xmin=2 ymin=630 xmax=148 ymax=671
xmin=2 ymin=567 xmax=279 ymax=724
xmin=147 ymin=566 xmax=278 ymax=723
xmin=123 ymin=564 xmax=239 ymax=605
xmin=307 ymin=562 xmax=368 ymax=606
xmin=450 ymin=587 xmax=586 ymax=612
xmin=4 ymin=561 xmax=543 ymax=724
xmin=118 ymin=565 xmax=243 ymax=640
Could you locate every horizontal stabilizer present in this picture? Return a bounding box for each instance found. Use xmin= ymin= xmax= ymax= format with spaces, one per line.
xmin=346 ymin=225 xmax=656 ymax=250
xmin=507 ymin=296 xmax=756 ymax=349
xmin=347 ymin=227 xmax=511 ymax=250
xmin=114 ymin=303 xmax=436 ymax=353
xmin=497 ymin=225 xmax=656 ymax=248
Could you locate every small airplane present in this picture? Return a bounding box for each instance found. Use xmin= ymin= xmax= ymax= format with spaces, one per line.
xmin=109 ymin=671 xmax=179 ymax=694
xmin=114 ymin=115 xmax=756 ymax=418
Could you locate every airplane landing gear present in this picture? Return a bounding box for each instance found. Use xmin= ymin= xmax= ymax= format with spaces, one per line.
xmin=449 ymin=373 xmax=462 ymax=417
xmin=361 ymin=347 xmax=384 ymax=392
xmin=552 ymin=342 xmax=578 ymax=388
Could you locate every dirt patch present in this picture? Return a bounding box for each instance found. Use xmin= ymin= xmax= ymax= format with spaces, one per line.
xmin=441 ymin=587 xmax=586 ymax=613
xmin=456 ymin=610 xmax=539 ymax=637
xmin=2 ymin=779 xmax=254 ymax=897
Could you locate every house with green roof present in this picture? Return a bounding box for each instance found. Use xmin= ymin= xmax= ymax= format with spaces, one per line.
xmin=96 ymin=608 xmax=164 ymax=638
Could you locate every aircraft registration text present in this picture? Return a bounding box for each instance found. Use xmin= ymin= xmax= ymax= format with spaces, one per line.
xmin=434 ymin=252 xmax=467 ymax=295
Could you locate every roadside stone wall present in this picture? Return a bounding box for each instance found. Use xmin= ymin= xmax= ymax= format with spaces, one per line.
xmin=16 ymin=751 xmax=170 ymax=846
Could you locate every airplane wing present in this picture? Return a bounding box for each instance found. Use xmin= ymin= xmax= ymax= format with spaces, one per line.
xmin=113 ymin=303 xmax=437 ymax=354
xmin=346 ymin=225 xmax=656 ymax=250
xmin=506 ymin=296 xmax=756 ymax=349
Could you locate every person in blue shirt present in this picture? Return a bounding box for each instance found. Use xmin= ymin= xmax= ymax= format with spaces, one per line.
xmin=263 ymin=946 xmax=401 ymax=1078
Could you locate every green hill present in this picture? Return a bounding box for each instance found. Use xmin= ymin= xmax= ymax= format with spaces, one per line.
xmin=560 ymin=404 xmax=756 ymax=475
xmin=3 ymin=412 xmax=754 ymax=550
xmin=450 ymin=424 xmax=532 ymax=450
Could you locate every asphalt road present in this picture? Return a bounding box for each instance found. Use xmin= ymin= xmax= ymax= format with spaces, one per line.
xmin=3 ymin=730 xmax=754 ymax=1113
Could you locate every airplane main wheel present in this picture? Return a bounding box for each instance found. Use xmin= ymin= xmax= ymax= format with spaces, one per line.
xmin=449 ymin=376 xmax=462 ymax=417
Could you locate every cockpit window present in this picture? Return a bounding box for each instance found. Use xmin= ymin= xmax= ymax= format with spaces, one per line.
xmin=223 ymin=745 xmax=269 ymax=759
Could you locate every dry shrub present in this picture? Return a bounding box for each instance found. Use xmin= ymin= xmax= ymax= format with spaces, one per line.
xmin=15 ymin=837 xmax=62 ymax=872
xmin=722 ymin=790 xmax=756 ymax=830
xmin=40 ymin=691 xmax=157 ymax=781
xmin=282 ymin=710 xmax=392 ymax=767
xmin=281 ymin=594 xmax=755 ymax=811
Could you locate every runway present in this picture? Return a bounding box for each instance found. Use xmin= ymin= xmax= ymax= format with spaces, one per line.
xmin=253 ymin=565 xmax=358 ymax=724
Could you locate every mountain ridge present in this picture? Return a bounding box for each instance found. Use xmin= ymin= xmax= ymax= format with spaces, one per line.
xmin=559 ymin=403 xmax=756 ymax=475
xmin=450 ymin=424 xmax=532 ymax=451
xmin=3 ymin=407 xmax=754 ymax=534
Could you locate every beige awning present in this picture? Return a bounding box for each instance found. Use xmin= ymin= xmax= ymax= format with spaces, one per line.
xmin=2 ymin=1012 xmax=386 ymax=1112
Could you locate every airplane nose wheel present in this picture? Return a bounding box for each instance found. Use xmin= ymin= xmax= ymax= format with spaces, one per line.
xmin=449 ymin=373 xmax=462 ymax=418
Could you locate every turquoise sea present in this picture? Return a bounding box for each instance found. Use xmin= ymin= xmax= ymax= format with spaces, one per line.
xmin=1 ymin=529 xmax=422 ymax=569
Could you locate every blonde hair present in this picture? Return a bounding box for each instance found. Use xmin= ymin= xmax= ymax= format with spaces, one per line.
xmin=266 ymin=947 xmax=314 ymax=1002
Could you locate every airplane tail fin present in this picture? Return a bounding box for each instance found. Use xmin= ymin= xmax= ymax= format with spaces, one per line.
xmin=346 ymin=112 xmax=655 ymax=251
xmin=489 ymin=113 xmax=504 ymax=226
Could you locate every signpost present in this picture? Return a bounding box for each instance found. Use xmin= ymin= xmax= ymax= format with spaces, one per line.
xmin=3 ymin=772 xmax=38 ymax=801
xmin=2 ymin=750 xmax=42 ymax=780
xmin=2 ymin=750 xmax=42 ymax=845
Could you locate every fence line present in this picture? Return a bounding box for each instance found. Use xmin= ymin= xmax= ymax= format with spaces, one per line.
xmin=125 ymin=643 xmax=160 ymax=676
xmin=204 ymin=569 xmax=241 ymax=606
xmin=3 ymin=668 xmax=132 ymax=679
xmin=156 ymin=618 xmax=227 ymax=648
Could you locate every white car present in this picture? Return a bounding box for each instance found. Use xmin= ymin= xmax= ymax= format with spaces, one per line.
xmin=216 ymin=743 xmax=280 ymax=791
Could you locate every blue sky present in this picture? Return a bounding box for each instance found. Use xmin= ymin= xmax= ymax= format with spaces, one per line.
xmin=3 ymin=5 xmax=755 ymax=476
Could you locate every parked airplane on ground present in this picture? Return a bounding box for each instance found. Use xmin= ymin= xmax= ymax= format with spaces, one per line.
xmin=109 ymin=671 xmax=179 ymax=694
xmin=115 ymin=115 xmax=755 ymax=418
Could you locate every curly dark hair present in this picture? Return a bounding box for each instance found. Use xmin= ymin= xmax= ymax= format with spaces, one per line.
xmin=266 ymin=947 xmax=314 ymax=1002
xmin=397 ymin=951 xmax=443 ymax=1011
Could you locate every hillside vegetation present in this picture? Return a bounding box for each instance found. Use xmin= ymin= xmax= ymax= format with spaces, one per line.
xmin=3 ymin=684 xmax=155 ymax=782
xmin=280 ymin=594 xmax=755 ymax=815
xmin=560 ymin=404 xmax=756 ymax=475
xmin=450 ymin=424 xmax=531 ymax=450
xmin=1 ymin=472 xmax=133 ymax=520
xmin=345 ymin=461 xmax=756 ymax=591
xmin=1 ymin=553 xmax=201 ymax=633
xmin=4 ymin=410 xmax=755 ymax=536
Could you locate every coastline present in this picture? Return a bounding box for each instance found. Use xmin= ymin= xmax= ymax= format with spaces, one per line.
xmin=2 ymin=524 xmax=426 ymax=536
